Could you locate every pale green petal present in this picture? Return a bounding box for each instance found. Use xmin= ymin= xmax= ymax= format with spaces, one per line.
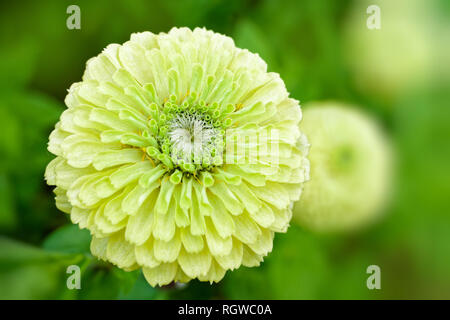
xmin=54 ymin=187 xmax=72 ymax=214
xmin=228 ymin=183 xmax=262 ymax=215
xmin=270 ymin=206 xmax=292 ymax=233
xmin=135 ymin=238 xmax=161 ymax=268
xmin=198 ymin=261 xmax=227 ymax=284
xmin=248 ymin=182 xmax=290 ymax=210
xmin=247 ymin=228 xmax=273 ymax=256
xmin=233 ymin=212 xmax=261 ymax=244
xmin=77 ymin=81 xmax=110 ymax=107
xmin=45 ymin=157 xmax=62 ymax=185
xmin=55 ymin=160 xmax=95 ymax=190
xmin=207 ymin=195 xmax=235 ymax=238
xmin=93 ymin=176 xmax=118 ymax=199
xmin=153 ymin=231 xmax=181 ymax=263
xmin=109 ymin=161 xmax=153 ymax=189
xmin=215 ymin=238 xmax=243 ymax=270
xmin=122 ymin=183 xmax=155 ymax=215
xmin=223 ymin=165 xmax=266 ymax=187
xmin=129 ymin=31 xmax=157 ymax=51
xmin=48 ymin=126 xmax=70 ymax=156
xmin=153 ymin=198 xmax=176 ymax=241
xmin=106 ymin=233 xmax=136 ymax=269
xmin=90 ymin=236 xmax=109 ymax=261
xmin=192 ymin=181 xmax=212 ymax=216
xmin=70 ymin=207 xmax=90 ymax=228
xmin=241 ymin=244 xmax=264 ymax=267
xmin=118 ymin=41 xmax=155 ymax=85
xmin=249 ymin=202 xmax=275 ymax=228
xmin=154 ymin=178 xmax=175 ymax=215
xmin=125 ymin=192 xmax=157 ymax=245
xmin=180 ymin=227 xmax=204 ymax=253
xmin=178 ymin=247 xmax=212 ymax=278
xmin=143 ymin=262 xmax=178 ymax=287
xmin=89 ymin=108 xmax=136 ymax=132
xmin=78 ymin=169 xmax=116 ymax=207
xmin=208 ymin=182 xmax=244 ymax=216
xmin=189 ymin=189 xmax=206 ymax=236
xmin=92 ymin=149 xmax=142 ymax=170
xmin=173 ymin=185 xmax=190 ymax=227
xmin=103 ymin=188 xmax=130 ymax=224
xmin=205 ymin=218 xmax=232 ymax=257
xmin=94 ymin=203 xmax=127 ymax=234
xmin=179 ymin=176 xmax=193 ymax=213
xmin=174 ymin=267 xmax=191 ymax=283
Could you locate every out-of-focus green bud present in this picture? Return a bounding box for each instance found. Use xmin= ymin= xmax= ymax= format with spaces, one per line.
xmin=293 ymin=102 xmax=392 ymax=232
xmin=343 ymin=0 xmax=433 ymax=99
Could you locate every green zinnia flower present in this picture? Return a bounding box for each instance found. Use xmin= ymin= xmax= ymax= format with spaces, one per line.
xmin=344 ymin=0 xmax=432 ymax=98
xmin=293 ymin=102 xmax=391 ymax=232
xmin=45 ymin=27 xmax=309 ymax=286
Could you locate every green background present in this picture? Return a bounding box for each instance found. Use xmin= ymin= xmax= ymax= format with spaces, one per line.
xmin=0 ymin=0 xmax=449 ymax=299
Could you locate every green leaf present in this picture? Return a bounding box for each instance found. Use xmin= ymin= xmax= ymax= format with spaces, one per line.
xmin=43 ymin=224 xmax=92 ymax=255
xmin=77 ymin=265 xmax=139 ymax=300
xmin=0 ymin=237 xmax=84 ymax=299
xmin=118 ymin=271 xmax=158 ymax=300
xmin=0 ymin=236 xmax=81 ymax=268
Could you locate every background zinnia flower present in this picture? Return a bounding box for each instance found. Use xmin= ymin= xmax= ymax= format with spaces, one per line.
xmin=45 ymin=27 xmax=309 ymax=286
xmin=293 ymin=102 xmax=392 ymax=232
xmin=343 ymin=0 xmax=432 ymax=100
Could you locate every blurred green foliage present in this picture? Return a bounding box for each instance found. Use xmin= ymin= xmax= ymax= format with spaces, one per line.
xmin=0 ymin=0 xmax=449 ymax=299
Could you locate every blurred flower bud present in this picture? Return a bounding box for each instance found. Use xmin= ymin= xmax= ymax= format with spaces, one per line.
xmin=293 ymin=102 xmax=392 ymax=232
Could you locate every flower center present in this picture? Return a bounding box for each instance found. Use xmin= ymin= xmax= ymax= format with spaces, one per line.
xmin=135 ymin=92 xmax=235 ymax=175
xmin=168 ymin=112 xmax=220 ymax=166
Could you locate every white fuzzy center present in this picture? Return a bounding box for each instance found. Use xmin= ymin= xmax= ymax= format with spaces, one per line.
xmin=169 ymin=113 xmax=218 ymax=163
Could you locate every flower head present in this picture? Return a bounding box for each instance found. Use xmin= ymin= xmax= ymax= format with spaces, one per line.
xmin=293 ymin=102 xmax=391 ymax=232
xmin=45 ymin=27 xmax=309 ymax=286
